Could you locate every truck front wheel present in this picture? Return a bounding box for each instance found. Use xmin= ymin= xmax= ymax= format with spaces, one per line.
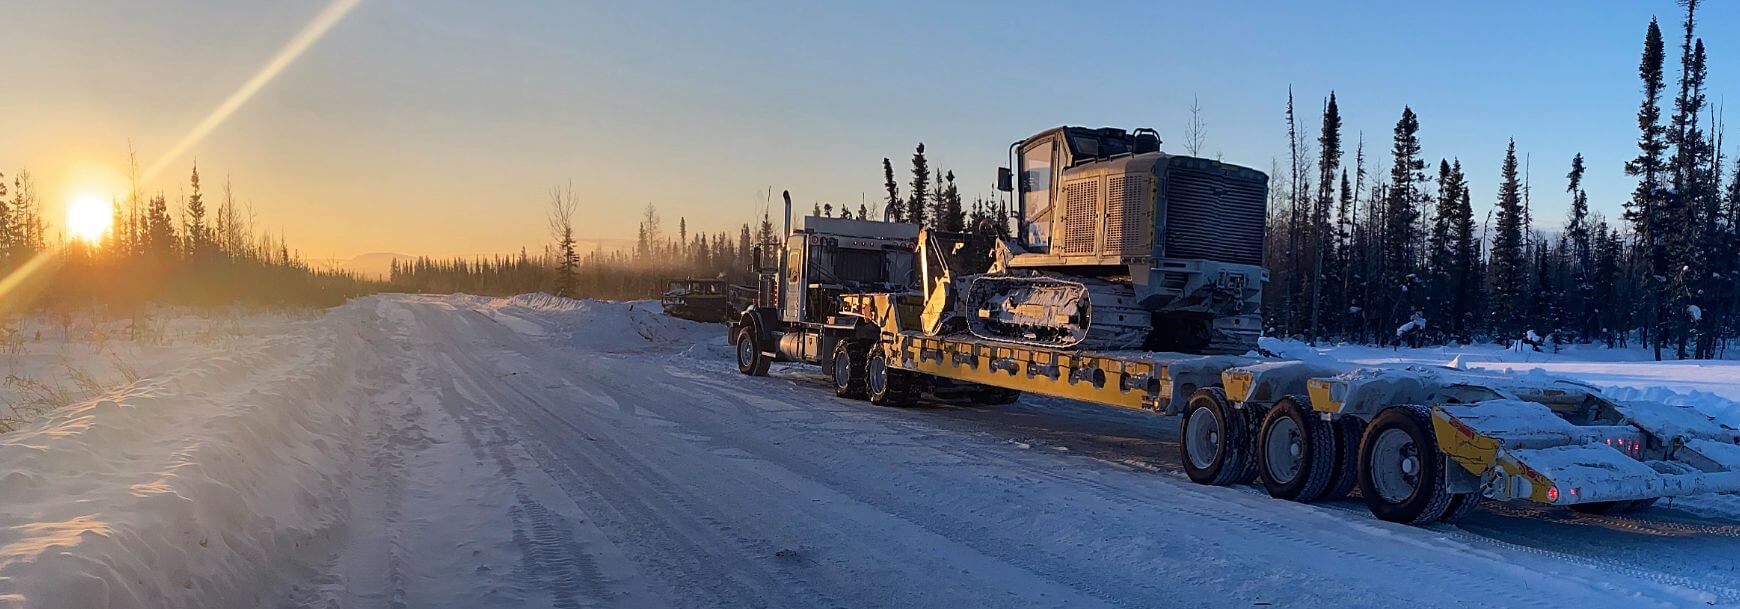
xmin=735 ymin=326 xmax=770 ymax=376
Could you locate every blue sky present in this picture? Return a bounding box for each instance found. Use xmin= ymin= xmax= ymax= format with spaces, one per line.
xmin=3 ymin=0 xmax=1734 ymax=256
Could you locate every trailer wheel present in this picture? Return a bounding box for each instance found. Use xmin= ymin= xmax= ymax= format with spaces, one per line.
xmin=973 ymin=386 xmax=1022 ymax=406
xmin=1568 ymin=501 xmax=1626 ymax=515
xmin=866 ymin=348 xmax=917 ymax=406
xmin=1440 ymin=492 xmax=1484 ymax=523
xmin=1627 ymin=497 xmax=1660 ymax=512
xmin=1257 ymin=396 xmax=1336 ymax=502
xmin=735 ymin=326 xmax=770 ymax=376
xmin=1569 ymin=498 xmax=1656 ymax=515
xmin=1358 ymin=405 xmax=1454 ymax=525
xmin=1180 ymin=388 xmax=1251 ymax=486
xmin=1320 ymin=416 xmax=1364 ymax=501
xmin=831 ymin=340 xmax=867 ymax=399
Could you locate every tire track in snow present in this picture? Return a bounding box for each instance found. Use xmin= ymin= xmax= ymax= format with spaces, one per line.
xmin=646 ymin=336 xmax=1728 ymax=607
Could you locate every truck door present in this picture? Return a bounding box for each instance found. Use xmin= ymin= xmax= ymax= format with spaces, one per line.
xmin=781 ymin=234 xmax=807 ymax=323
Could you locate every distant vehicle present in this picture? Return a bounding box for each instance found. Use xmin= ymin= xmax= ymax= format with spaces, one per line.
xmin=661 ymin=278 xmax=731 ymax=322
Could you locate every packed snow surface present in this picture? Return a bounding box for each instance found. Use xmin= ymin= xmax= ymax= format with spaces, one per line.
xmin=3 ymin=297 xmax=1740 ymax=608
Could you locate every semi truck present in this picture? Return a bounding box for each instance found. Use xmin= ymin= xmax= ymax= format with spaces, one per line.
xmin=728 ymin=127 xmax=1740 ymax=525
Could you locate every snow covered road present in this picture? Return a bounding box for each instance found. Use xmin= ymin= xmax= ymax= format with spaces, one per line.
xmin=6 ymin=294 xmax=1740 ymax=608
xmin=299 ymin=295 xmax=1740 ymax=608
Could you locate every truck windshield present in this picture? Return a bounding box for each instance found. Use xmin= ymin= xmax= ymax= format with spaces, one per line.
xmin=833 ymin=249 xmax=888 ymax=284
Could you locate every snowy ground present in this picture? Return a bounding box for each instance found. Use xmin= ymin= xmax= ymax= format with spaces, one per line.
xmin=3 ymin=295 xmax=1740 ymax=608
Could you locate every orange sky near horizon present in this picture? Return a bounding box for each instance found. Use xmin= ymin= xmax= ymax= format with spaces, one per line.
xmin=4 ymin=1 xmax=1732 ymax=260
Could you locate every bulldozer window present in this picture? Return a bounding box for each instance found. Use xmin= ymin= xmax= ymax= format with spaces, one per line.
xmin=1021 ymin=138 xmax=1054 ymax=250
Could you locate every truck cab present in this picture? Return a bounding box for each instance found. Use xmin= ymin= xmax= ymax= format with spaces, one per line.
xmin=732 ymin=213 xmax=921 ymax=375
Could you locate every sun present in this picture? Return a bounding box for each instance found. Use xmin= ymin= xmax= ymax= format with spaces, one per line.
xmin=67 ymin=195 xmax=112 ymax=244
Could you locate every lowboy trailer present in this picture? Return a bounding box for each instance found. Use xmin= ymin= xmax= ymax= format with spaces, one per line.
xmin=731 ymin=208 xmax=1740 ymax=525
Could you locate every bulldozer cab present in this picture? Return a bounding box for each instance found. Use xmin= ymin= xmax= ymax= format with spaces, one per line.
xmin=1005 ymin=126 xmax=1160 ymax=254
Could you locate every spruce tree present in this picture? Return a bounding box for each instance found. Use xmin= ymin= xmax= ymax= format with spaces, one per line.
xmin=940 ymin=170 xmax=964 ymax=232
xmin=1624 ymin=17 xmax=1669 ymax=359
xmin=881 ymin=158 xmax=903 ymax=222
xmin=1309 ymin=92 xmax=1341 ymax=342
xmin=1381 ymin=107 xmax=1425 ymax=341
xmin=0 ymin=173 xmax=10 ymax=262
xmin=1564 ymin=154 xmax=1594 ymax=342
xmin=1663 ymin=1 xmax=1708 ymax=358
xmin=1426 ymin=159 xmax=1461 ymax=341
xmin=1448 ymin=161 xmax=1478 ymax=342
xmin=908 ymin=143 xmax=930 ymax=227
xmin=1490 ymin=140 xmax=1527 ymax=341
xmin=184 ymin=163 xmax=209 ymax=258
xmin=145 ymin=192 xmax=177 ymax=258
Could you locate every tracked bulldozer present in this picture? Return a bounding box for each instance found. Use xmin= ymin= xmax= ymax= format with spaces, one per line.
xmin=966 ymin=126 xmax=1268 ymax=354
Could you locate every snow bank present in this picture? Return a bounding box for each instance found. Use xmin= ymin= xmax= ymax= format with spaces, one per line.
xmin=1267 ymin=338 xmax=1740 ymax=439
xmin=1605 ymin=386 xmax=1740 ymax=432
xmin=490 ymin=295 xmax=718 ymax=353
xmin=0 ymin=304 xmax=382 ymax=609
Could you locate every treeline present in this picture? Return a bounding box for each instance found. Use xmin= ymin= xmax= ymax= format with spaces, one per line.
xmin=1265 ymin=0 xmax=1738 ymax=359
xmin=3 ymin=155 xmax=378 ymax=320
xmin=392 ymin=202 xmax=776 ymax=299
xmin=395 ymin=142 xmax=1017 ymax=299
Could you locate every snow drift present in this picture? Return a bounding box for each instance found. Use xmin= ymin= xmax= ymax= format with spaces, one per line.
xmin=0 ymin=304 xmax=385 ymax=609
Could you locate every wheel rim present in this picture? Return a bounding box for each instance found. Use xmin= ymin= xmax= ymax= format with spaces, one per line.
xmin=1370 ymin=428 xmax=1420 ymax=503
xmin=832 ymin=351 xmax=851 ymax=389
xmin=737 ymin=336 xmax=755 ymax=367
xmin=1264 ymin=416 xmax=1302 ymax=484
xmin=866 ymin=353 xmax=888 ymax=396
xmin=1185 ymin=406 xmax=1221 ymax=470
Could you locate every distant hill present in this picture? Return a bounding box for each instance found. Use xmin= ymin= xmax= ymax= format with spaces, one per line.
xmin=312 ymin=238 xmax=637 ymax=280
xmin=301 ymin=252 xmax=414 ymax=280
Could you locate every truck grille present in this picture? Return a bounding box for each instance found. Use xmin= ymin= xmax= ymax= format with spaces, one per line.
xmin=1161 ymin=161 xmax=1267 ymax=266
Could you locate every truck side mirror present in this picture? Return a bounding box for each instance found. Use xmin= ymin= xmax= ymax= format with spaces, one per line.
xmin=751 ymin=245 xmax=763 ymax=273
xmin=996 ymin=167 xmax=1013 ymax=192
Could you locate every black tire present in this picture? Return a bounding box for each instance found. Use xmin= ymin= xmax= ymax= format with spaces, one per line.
xmin=1180 ymin=388 xmax=1252 ymax=486
xmin=1441 ymin=492 xmax=1484 ymax=523
xmin=1257 ymin=395 xmax=1336 ymax=502
xmin=1320 ymin=416 xmax=1364 ymax=501
xmin=926 ymin=379 xmax=978 ymax=404
xmin=735 ymin=326 xmax=770 ymax=376
xmin=973 ymin=386 xmax=1022 ymax=406
xmin=1358 ymin=405 xmax=1455 ymax=525
xmin=1626 ymin=497 xmax=1660 ymax=512
xmin=865 ymin=348 xmax=917 ymax=406
xmin=1569 ymin=497 xmax=1657 ymax=515
xmin=1568 ymin=501 xmax=1626 ymax=515
xmin=831 ymin=340 xmax=867 ymax=399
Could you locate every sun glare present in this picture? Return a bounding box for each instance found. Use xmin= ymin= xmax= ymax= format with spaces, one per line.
xmin=67 ymin=196 xmax=111 ymax=244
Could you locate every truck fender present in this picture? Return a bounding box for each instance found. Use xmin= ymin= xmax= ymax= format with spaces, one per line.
xmin=734 ymin=308 xmax=779 ymax=350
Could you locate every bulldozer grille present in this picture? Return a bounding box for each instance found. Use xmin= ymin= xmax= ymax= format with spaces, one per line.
xmin=1162 ymin=163 xmax=1267 ymax=266
xmin=1106 ymin=174 xmax=1153 ymax=257
xmin=1062 ymin=180 xmax=1100 ymax=254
